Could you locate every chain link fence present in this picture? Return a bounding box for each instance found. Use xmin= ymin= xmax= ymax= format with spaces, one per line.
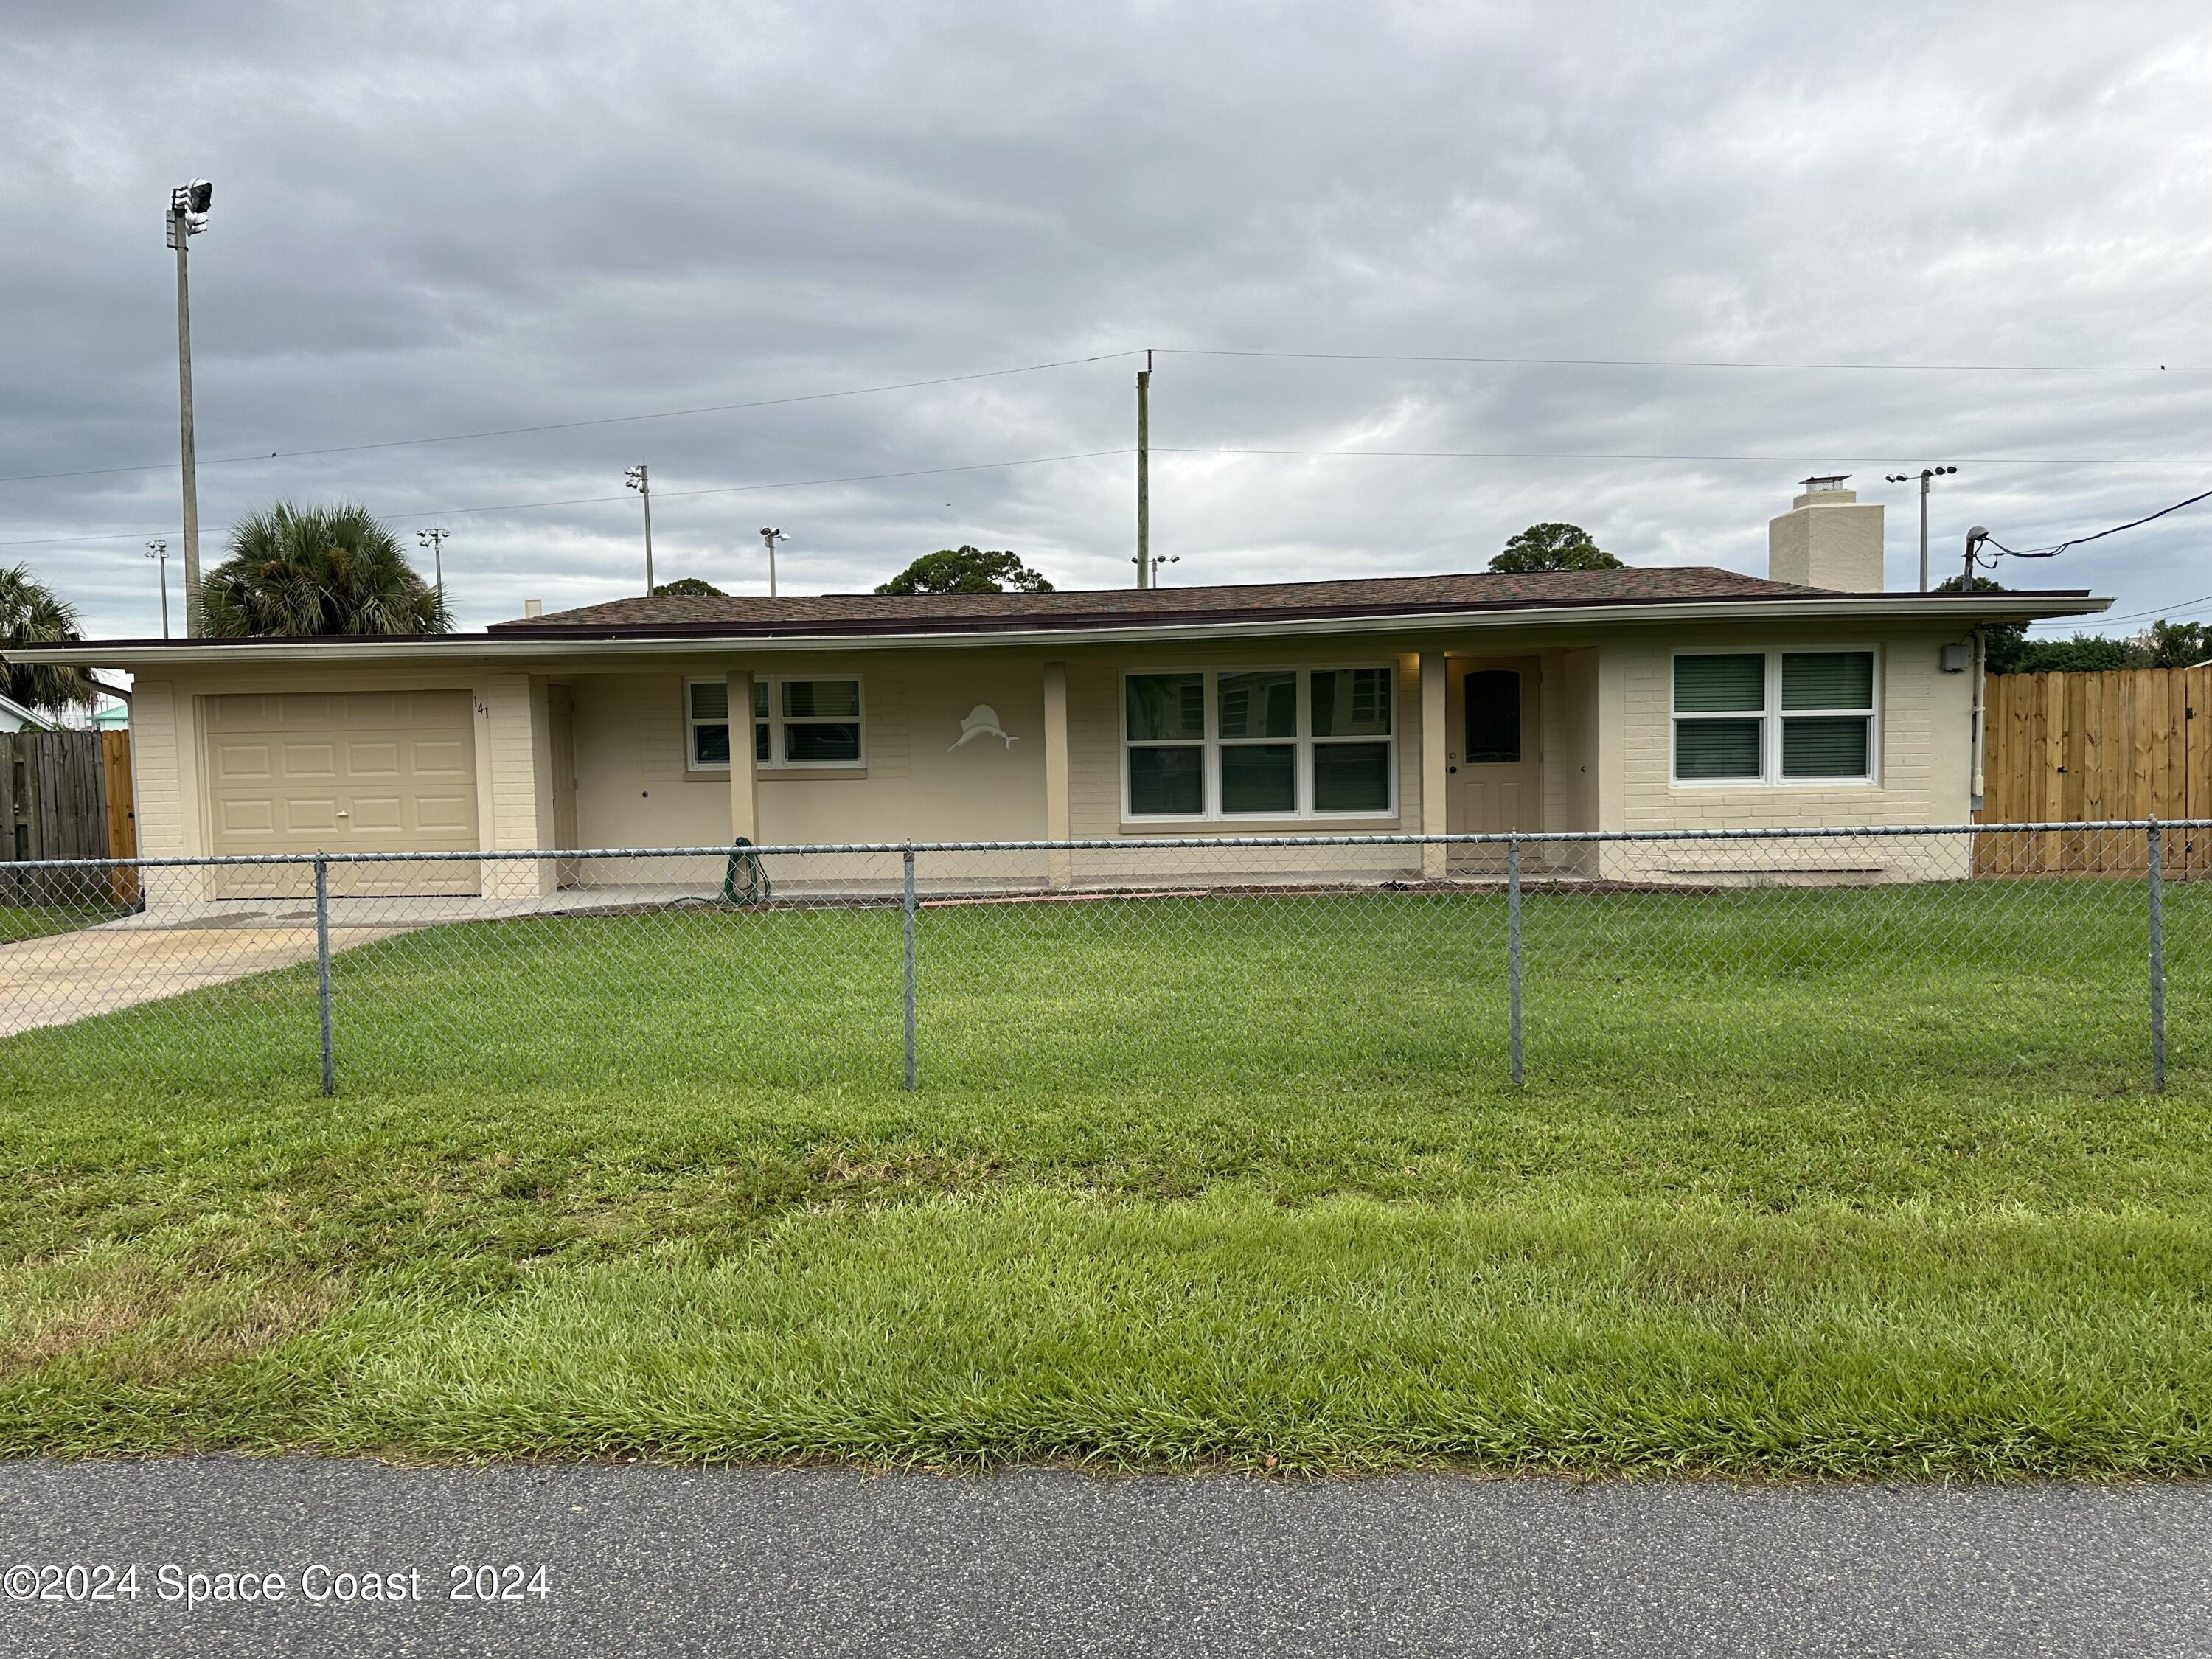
xmin=0 ymin=823 xmax=2191 ymax=1098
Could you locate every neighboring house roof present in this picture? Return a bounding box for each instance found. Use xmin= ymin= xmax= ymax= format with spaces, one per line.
xmin=0 ymin=567 xmax=2111 ymax=667
xmin=0 ymin=692 xmax=59 ymax=732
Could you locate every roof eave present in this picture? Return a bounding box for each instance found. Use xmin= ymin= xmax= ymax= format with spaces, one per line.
xmin=2 ymin=591 xmax=2112 ymax=668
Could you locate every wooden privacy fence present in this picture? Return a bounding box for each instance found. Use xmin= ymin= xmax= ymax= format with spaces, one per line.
xmin=1978 ymin=667 xmax=2212 ymax=874
xmin=0 ymin=730 xmax=137 ymax=904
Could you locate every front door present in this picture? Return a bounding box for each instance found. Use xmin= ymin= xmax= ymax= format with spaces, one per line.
xmin=1447 ymin=658 xmax=1543 ymax=841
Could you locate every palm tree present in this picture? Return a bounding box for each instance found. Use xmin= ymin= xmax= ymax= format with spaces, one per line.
xmin=200 ymin=502 xmax=451 ymax=637
xmin=0 ymin=564 xmax=96 ymax=714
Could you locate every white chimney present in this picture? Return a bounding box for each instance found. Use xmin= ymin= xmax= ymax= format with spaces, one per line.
xmin=523 ymin=599 xmax=543 ymax=617
xmin=1768 ymin=475 xmax=1884 ymax=591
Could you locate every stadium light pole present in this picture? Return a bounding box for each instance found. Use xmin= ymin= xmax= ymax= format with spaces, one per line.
xmin=145 ymin=540 xmax=170 ymax=639
xmin=759 ymin=527 xmax=787 ymax=597
xmin=416 ymin=527 xmax=451 ymax=606
xmin=167 ymin=179 xmax=212 ymax=634
xmin=625 ymin=466 xmax=653 ymax=594
xmin=1885 ymin=465 xmax=1958 ymax=593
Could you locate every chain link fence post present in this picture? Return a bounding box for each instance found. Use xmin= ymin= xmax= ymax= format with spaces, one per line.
xmin=2149 ymin=820 xmax=2166 ymax=1093
xmin=314 ymin=852 xmax=335 ymax=1096
xmin=1507 ymin=832 xmax=1524 ymax=1086
xmin=902 ymin=846 xmax=918 ymax=1091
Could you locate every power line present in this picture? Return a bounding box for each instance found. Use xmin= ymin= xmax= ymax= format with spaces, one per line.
xmin=1158 ymin=347 xmax=2210 ymax=373
xmin=1158 ymin=446 xmax=2211 ymax=467
xmin=10 ymin=341 xmax=2207 ymax=491
xmin=0 ymin=450 xmax=1139 ymax=549
xmin=2039 ymin=590 xmax=2212 ymax=630
xmin=0 ymin=352 xmax=1145 ymax=487
xmin=1982 ymin=486 xmax=2212 ymax=560
xmin=8 ymin=445 xmax=2209 ymax=554
xmin=386 ymin=451 xmax=1138 ymax=521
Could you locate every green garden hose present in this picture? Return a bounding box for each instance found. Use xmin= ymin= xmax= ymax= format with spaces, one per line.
xmin=721 ymin=837 xmax=771 ymax=905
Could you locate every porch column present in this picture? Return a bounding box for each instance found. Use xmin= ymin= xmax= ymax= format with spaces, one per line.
xmin=725 ymin=669 xmax=757 ymax=843
xmin=1419 ymin=650 xmax=1447 ymax=880
xmin=1042 ymin=661 xmax=1071 ymax=889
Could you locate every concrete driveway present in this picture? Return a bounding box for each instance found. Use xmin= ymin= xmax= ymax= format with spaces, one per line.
xmin=0 ymin=920 xmax=403 ymax=1037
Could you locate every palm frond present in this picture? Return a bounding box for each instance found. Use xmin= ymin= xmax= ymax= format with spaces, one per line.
xmin=198 ymin=501 xmax=451 ymax=639
xmin=0 ymin=563 xmax=94 ymax=712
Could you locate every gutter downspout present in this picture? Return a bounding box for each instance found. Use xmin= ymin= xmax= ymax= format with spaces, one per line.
xmin=1969 ymin=625 xmax=1987 ymax=815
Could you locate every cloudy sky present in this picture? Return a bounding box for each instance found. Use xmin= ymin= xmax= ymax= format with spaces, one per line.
xmin=4 ymin=0 xmax=2207 ymax=639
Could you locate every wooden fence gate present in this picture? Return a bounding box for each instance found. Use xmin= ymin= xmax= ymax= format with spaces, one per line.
xmin=0 ymin=730 xmax=137 ymax=904
xmin=1978 ymin=667 xmax=2212 ymax=874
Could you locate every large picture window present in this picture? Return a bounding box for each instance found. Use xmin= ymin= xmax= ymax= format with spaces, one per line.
xmin=688 ymin=676 xmax=864 ymax=771
xmin=1124 ymin=667 xmax=1396 ymax=819
xmin=1671 ymin=650 xmax=1875 ymax=785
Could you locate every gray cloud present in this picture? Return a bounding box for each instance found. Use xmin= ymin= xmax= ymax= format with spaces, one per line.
xmin=3 ymin=0 xmax=2206 ymax=638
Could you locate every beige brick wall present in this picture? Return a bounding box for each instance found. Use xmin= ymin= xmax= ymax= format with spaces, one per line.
xmin=1059 ymin=645 xmax=1425 ymax=884
xmin=128 ymin=677 xmax=217 ymax=905
xmin=1605 ymin=627 xmax=1972 ymax=832
xmin=127 ymin=678 xmax=186 ymax=859
xmin=1596 ymin=625 xmax=1975 ymax=881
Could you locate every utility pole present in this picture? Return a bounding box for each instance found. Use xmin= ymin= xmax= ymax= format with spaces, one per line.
xmin=167 ymin=179 xmax=212 ymax=634
xmin=759 ymin=527 xmax=787 ymax=597
xmin=417 ymin=527 xmax=451 ymax=607
xmin=145 ymin=540 xmax=170 ymax=639
xmin=625 ymin=465 xmax=653 ymax=594
xmin=1886 ymin=465 xmax=1957 ymax=591
xmin=1135 ymin=349 xmax=1152 ymax=588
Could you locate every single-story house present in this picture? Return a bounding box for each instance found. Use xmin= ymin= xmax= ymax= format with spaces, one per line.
xmin=0 ymin=692 xmax=60 ymax=734
xmin=8 ymin=481 xmax=2106 ymax=904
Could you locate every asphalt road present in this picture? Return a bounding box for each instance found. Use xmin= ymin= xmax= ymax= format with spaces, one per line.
xmin=0 ymin=1460 xmax=2205 ymax=1658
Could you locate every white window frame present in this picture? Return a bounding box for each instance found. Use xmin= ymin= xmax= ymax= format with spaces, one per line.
xmin=1669 ymin=647 xmax=1880 ymax=787
xmin=685 ymin=675 xmax=866 ymax=772
xmin=685 ymin=677 xmax=736 ymax=773
xmin=1119 ymin=665 xmax=1399 ymax=821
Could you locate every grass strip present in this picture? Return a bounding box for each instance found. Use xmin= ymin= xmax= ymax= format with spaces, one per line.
xmin=7 ymin=1190 xmax=2210 ymax=1478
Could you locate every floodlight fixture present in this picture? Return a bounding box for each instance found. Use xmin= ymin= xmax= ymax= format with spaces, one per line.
xmin=166 ymin=179 xmax=212 ymax=247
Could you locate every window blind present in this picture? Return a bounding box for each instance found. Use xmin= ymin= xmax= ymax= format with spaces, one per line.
xmin=1781 ymin=652 xmax=1874 ymax=711
xmin=1673 ymin=654 xmax=1764 ymax=712
xmin=1674 ymin=718 xmax=1763 ymax=779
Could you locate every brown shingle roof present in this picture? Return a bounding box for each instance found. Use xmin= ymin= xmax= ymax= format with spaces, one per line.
xmin=489 ymin=566 xmax=1837 ymax=637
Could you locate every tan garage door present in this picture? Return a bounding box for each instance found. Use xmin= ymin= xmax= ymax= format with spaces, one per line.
xmin=204 ymin=691 xmax=481 ymax=897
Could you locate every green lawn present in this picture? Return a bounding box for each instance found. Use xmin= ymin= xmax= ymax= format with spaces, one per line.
xmin=0 ymin=900 xmax=132 ymax=945
xmin=2 ymin=879 xmax=2208 ymax=1476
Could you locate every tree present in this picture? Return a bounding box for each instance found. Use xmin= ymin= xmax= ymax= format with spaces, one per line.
xmin=1488 ymin=523 xmax=1622 ymax=574
xmin=199 ymin=503 xmax=450 ymax=637
xmin=2146 ymin=619 xmax=2212 ymax=669
xmin=2007 ymin=633 xmax=2146 ymax=674
xmin=0 ymin=565 xmax=96 ymax=714
xmin=652 ymin=578 xmax=726 ymax=597
xmin=1934 ymin=574 xmax=2029 ymax=672
xmin=876 ymin=545 xmax=1054 ymax=595
xmin=1933 ymin=577 xmax=2212 ymax=674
